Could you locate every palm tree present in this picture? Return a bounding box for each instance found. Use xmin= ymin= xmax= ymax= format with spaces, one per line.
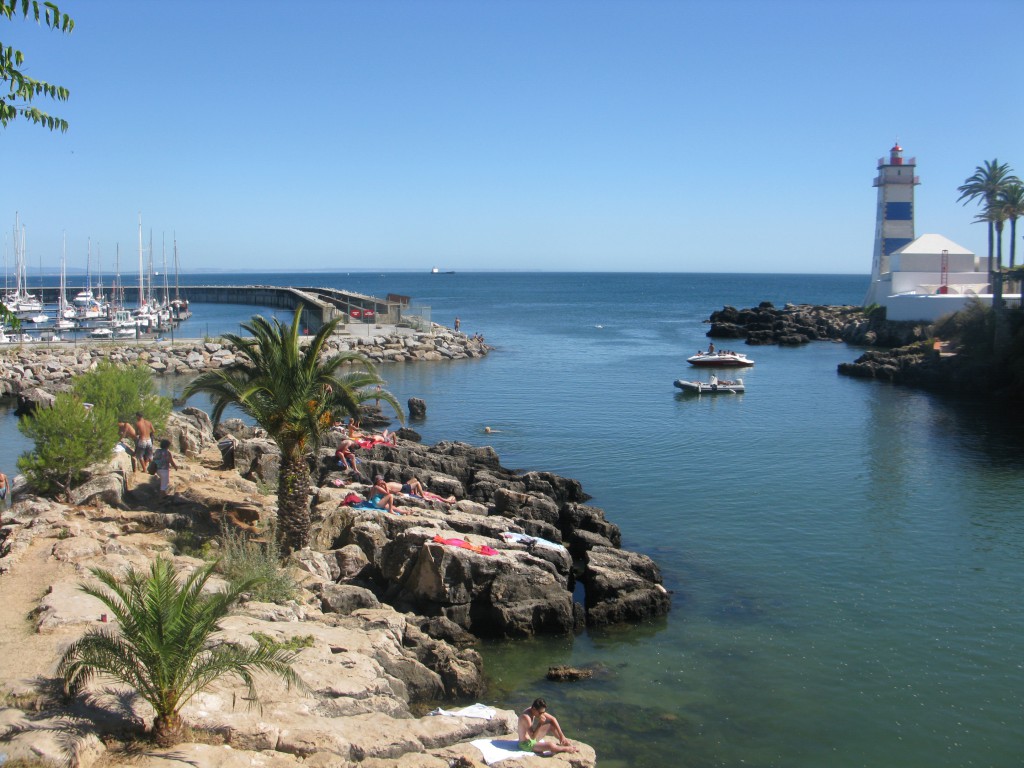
xmin=976 ymin=204 xmax=1010 ymax=308
xmin=997 ymin=183 xmax=1024 ymax=271
xmin=57 ymin=558 xmax=304 ymax=747
xmin=183 ymin=307 xmax=401 ymax=554
xmin=958 ymin=160 xmax=1020 ymax=301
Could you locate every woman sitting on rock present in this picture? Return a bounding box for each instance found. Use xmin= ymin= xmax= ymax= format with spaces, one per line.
xmin=370 ymin=475 xmax=397 ymax=514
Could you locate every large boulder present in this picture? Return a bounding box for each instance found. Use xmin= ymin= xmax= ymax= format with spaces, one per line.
xmin=392 ymin=535 xmax=577 ymax=638
xmin=582 ymin=546 xmax=671 ymax=626
xmin=233 ymin=437 xmax=281 ymax=486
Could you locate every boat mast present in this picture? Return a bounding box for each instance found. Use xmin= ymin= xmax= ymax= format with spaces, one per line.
xmin=59 ymin=232 xmax=67 ymax=312
xmin=147 ymin=229 xmax=155 ymax=307
xmin=161 ymin=233 xmax=169 ymax=306
xmin=173 ymin=234 xmax=180 ymax=302
xmin=85 ymin=237 xmax=92 ymax=296
xmin=137 ymin=213 xmax=144 ymax=308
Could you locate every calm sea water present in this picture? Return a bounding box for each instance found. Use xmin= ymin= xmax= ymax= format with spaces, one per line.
xmin=4 ymin=272 xmax=1024 ymax=767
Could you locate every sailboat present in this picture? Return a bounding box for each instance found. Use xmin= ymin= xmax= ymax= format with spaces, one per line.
xmin=169 ymin=234 xmax=190 ymax=320
xmin=74 ymin=239 xmax=106 ymax=319
xmin=3 ymin=213 xmax=44 ymax=316
xmin=55 ymin=235 xmax=78 ymax=329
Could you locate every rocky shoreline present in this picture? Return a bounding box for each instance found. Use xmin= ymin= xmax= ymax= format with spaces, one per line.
xmin=703 ymin=301 xmax=1024 ymax=399
xmin=0 ymin=324 xmax=490 ymax=401
xmin=0 ymin=387 xmax=668 ymax=766
xmin=705 ymin=302 xmax=927 ymax=348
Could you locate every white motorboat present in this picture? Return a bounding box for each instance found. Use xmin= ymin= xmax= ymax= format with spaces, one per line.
xmin=26 ymin=313 xmax=48 ymax=324
xmin=89 ymin=326 xmax=113 ymax=339
xmin=687 ymin=350 xmax=755 ymax=367
xmin=674 ymin=376 xmax=745 ymax=394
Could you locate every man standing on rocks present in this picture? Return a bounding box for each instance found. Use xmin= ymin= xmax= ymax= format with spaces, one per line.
xmin=518 ymin=698 xmax=577 ymax=755
xmin=134 ymin=412 xmax=155 ymax=473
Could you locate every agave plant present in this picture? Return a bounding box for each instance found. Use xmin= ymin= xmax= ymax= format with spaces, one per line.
xmin=57 ymin=558 xmax=304 ymax=747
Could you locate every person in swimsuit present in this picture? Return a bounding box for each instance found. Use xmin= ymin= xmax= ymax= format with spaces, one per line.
xmin=0 ymin=471 xmax=9 ymax=504
xmin=369 ymin=475 xmax=396 ymax=514
xmin=335 ymin=439 xmax=362 ymax=476
xmin=517 ymin=698 xmax=577 ymax=754
xmin=134 ymin=411 xmax=155 ymax=473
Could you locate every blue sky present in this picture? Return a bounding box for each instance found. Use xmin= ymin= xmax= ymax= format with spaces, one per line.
xmin=3 ymin=0 xmax=1022 ymax=274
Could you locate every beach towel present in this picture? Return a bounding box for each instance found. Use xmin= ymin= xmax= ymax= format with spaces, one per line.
xmin=432 ymin=535 xmax=498 ymax=556
xmin=470 ymin=739 xmax=529 ymax=765
xmin=427 ymin=703 xmax=496 ymax=719
xmin=499 ymin=531 xmax=566 ymax=551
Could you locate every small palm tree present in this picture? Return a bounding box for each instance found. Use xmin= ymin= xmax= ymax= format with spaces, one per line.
xmin=57 ymin=558 xmax=304 ymax=747
xmin=183 ymin=307 xmax=401 ymax=554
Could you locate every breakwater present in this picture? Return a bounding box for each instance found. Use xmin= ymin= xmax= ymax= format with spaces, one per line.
xmin=0 ymin=325 xmax=489 ymax=400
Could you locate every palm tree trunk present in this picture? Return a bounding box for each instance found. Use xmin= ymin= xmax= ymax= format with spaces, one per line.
xmin=995 ymin=221 xmax=1005 ymax=311
xmin=153 ymin=712 xmax=184 ymax=747
xmin=277 ymin=453 xmax=312 ymax=555
xmin=1010 ymin=218 xmax=1018 ymax=270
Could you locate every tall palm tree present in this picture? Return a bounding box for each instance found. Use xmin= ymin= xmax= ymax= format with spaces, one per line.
xmin=183 ymin=307 xmax=401 ymax=554
xmin=997 ymin=183 xmax=1024 ymax=270
xmin=975 ymin=204 xmax=1010 ymax=308
xmin=58 ymin=558 xmax=304 ymax=747
xmin=958 ymin=160 xmax=1020 ymax=301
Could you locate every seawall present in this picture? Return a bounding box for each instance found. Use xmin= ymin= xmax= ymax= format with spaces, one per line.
xmin=0 ymin=324 xmax=490 ymax=400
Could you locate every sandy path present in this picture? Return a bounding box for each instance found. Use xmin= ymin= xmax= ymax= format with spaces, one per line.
xmin=0 ymin=537 xmax=80 ymax=694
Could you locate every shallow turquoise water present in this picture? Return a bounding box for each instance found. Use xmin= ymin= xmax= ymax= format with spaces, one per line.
xmin=4 ymin=273 xmax=1023 ymax=767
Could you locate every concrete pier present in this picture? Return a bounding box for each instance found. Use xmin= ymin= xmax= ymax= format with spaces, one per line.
xmin=29 ymin=284 xmax=426 ymax=333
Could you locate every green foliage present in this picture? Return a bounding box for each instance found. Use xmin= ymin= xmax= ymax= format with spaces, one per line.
xmin=863 ymin=303 xmax=886 ymax=320
xmin=0 ymin=0 xmax=73 ymax=132
xmin=171 ymin=528 xmax=213 ymax=558
xmin=0 ymin=302 xmax=20 ymax=331
xmin=217 ymin=520 xmax=295 ymax=604
xmin=932 ymin=298 xmax=994 ymax=356
xmin=251 ymin=632 xmax=314 ymax=653
xmin=72 ymin=360 xmax=171 ymax=429
xmin=183 ymin=305 xmax=401 ymax=554
xmin=57 ymin=558 xmax=305 ymax=747
xmin=17 ymin=393 xmax=118 ymax=499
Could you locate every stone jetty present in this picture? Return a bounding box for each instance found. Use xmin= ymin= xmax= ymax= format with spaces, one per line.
xmin=0 ymin=324 xmax=490 ymax=402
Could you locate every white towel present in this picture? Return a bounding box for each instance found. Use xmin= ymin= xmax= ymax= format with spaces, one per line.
xmin=500 ymin=531 xmax=566 ymax=551
xmin=470 ymin=738 xmax=528 ymax=765
xmin=427 ymin=703 xmax=497 ymax=719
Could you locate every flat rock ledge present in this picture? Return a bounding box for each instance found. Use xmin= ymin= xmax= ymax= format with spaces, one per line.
xmin=0 ymin=324 xmax=490 ymax=400
xmin=706 ymin=302 xmax=927 ymax=347
xmin=0 ymin=450 xmax=598 ymax=768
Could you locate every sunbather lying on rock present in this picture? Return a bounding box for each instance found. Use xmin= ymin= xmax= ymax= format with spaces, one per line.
xmin=384 ymin=476 xmax=457 ymax=504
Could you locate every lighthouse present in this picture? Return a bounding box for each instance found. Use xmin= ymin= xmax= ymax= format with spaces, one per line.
xmin=864 ymin=143 xmax=919 ymax=306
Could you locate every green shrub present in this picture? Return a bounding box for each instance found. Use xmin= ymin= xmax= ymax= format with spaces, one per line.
xmin=217 ymin=520 xmax=295 ymax=603
xmin=17 ymin=394 xmax=118 ymax=499
xmin=933 ymin=298 xmax=993 ymax=356
xmin=72 ymin=360 xmax=171 ymax=428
